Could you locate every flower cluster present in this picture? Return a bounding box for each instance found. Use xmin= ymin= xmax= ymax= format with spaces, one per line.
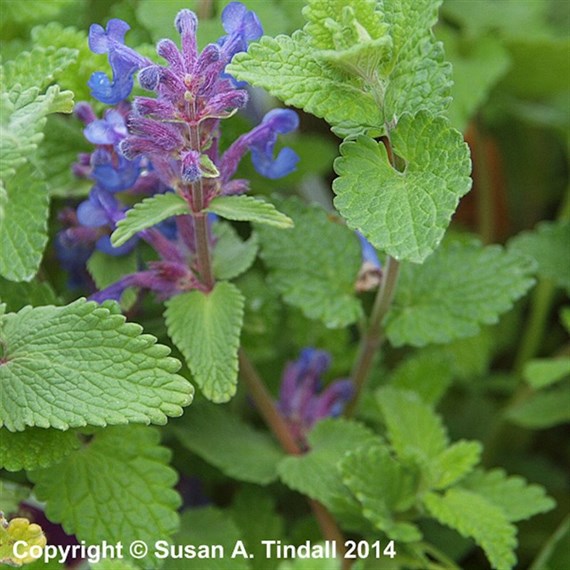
xmin=277 ymin=349 xmax=354 ymax=445
xmin=57 ymin=3 xmax=300 ymax=300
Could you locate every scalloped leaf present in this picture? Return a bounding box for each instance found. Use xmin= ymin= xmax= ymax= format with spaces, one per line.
xmin=29 ymin=426 xmax=180 ymax=569
xmin=385 ymin=241 xmax=536 ymax=347
xmin=424 ymin=488 xmax=517 ymax=570
xmin=173 ymin=403 xmax=284 ymax=484
xmin=112 ymin=193 xmax=189 ymax=247
xmin=206 ymin=195 xmax=293 ymax=228
xmin=0 ymin=428 xmax=79 ymax=471
xmin=333 ymin=112 xmax=472 ymax=263
xmin=164 ymin=282 xmax=244 ymax=403
xmin=461 ymin=468 xmax=555 ymax=522
xmin=256 ymin=198 xmax=363 ymax=328
xmin=0 ymin=298 xmax=193 ymax=431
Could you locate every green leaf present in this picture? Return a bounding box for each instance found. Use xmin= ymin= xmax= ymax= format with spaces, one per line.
xmin=424 ymin=488 xmax=517 ymax=570
xmin=39 ymin=115 xmax=91 ymax=198
xmin=438 ymin=29 xmax=510 ymax=132
xmin=509 ymin=220 xmax=570 ymax=293
xmin=0 ymin=84 xmax=74 ymax=180
xmin=389 ymin=349 xmax=453 ymax=404
xmin=524 ymin=357 xmax=570 ymax=389
xmin=431 ymin=440 xmax=482 ymax=490
xmin=173 ymin=403 xmax=284 ymax=484
xmin=31 ymin=23 xmax=108 ymax=102
xmin=278 ymin=419 xmax=377 ymax=511
xmin=0 ymin=276 xmax=59 ymax=311
xmin=87 ymin=249 xmax=138 ymax=309
xmin=340 ymin=443 xmax=421 ymax=542
xmin=385 ymin=241 xmax=536 ymax=347
xmin=0 ymin=428 xmax=79 ymax=471
xmin=377 ymin=387 xmax=448 ymax=463
xmin=461 ymin=468 xmax=555 ymax=523
xmin=164 ymin=281 xmax=244 ymax=403
xmin=529 ymin=515 xmax=570 ymax=570
xmin=303 ymin=0 xmax=392 ymax=80
xmin=256 ymin=198 xmax=363 ymax=328
xmin=29 ymin=426 xmax=180 ymax=569
xmin=0 ymin=166 xmax=49 ymax=282
xmin=0 ymin=480 xmax=30 ymax=516
xmin=163 ymin=507 xmax=250 ymax=570
xmin=231 ymin=488 xmax=284 ymax=570
xmin=227 ymin=32 xmax=381 ymax=132
xmin=207 ymin=195 xmax=293 ymax=228
xmin=380 ymin=0 xmax=452 ymax=123
xmin=0 ymin=299 xmax=193 ymax=431
xmin=212 ymin=222 xmax=259 ymax=281
xmin=111 ymin=193 xmax=189 ymax=247
xmin=1 ymin=46 xmax=78 ymax=93
xmin=333 ymin=112 xmax=472 ymax=263
xmin=506 ymin=383 xmax=570 ymax=429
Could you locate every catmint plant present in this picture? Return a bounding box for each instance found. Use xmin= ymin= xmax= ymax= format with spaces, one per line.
xmin=0 ymin=1 xmax=567 ymax=570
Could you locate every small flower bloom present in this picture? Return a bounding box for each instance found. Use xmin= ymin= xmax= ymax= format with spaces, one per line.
xmin=277 ymin=349 xmax=354 ymax=443
xmin=88 ymin=19 xmax=151 ymax=104
xmin=355 ymin=232 xmax=382 ymax=292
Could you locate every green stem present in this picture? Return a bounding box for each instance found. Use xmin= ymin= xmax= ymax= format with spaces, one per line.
xmin=187 ymin=111 xmax=215 ymax=290
xmin=345 ymin=254 xmax=400 ymax=417
xmin=238 ymin=350 xmax=348 ymax=562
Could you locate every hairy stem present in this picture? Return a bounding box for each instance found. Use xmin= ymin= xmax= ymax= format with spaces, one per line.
xmin=238 ymin=350 xmax=348 ymax=561
xmin=187 ymin=113 xmax=215 ymax=290
xmin=345 ymin=251 xmax=400 ymax=417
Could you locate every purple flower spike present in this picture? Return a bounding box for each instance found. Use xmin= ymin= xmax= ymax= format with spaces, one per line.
xmin=276 ymin=349 xmax=351 ymax=443
xmin=90 ymin=148 xmax=141 ymax=192
xmin=88 ymin=19 xmax=151 ymax=104
xmin=175 ymin=9 xmax=199 ymax=68
xmin=77 ymin=187 xmax=122 ymax=228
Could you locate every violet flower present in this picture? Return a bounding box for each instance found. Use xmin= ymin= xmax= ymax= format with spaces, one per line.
xmin=278 ymin=349 xmax=354 ymax=444
xmin=355 ymin=232 xmax=383 ymax=292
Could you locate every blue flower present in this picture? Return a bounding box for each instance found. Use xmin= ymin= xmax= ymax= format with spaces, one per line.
xmin=88 ymin=19 xmax=151 ymax=104
xmin=277 ymin=348 xmax=354 ymax=443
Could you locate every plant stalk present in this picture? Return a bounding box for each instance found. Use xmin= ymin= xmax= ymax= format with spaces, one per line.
xmin=345 ymin=253 xmax=400 ymax=417
xmin=238 ymin=350 xmax=348 ymax=562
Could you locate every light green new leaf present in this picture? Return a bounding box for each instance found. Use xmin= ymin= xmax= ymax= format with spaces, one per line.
xmin=385 ymin=241 xmax=536 ymax=347
xmin=377 ymin=387 xmax=448 ymax=463
xmin=207 ymin=195 xmax=293 ymax=228
xmin=0 ymin=428 xmax=79 ymax=471
xmin=227 ymin=32 xmax=381 ymax=132
xmin=257 ymin=199 xmax=363 ymax=328
xmin=0 ymin=481 xmax=30 ymax=516
xmin=461 ymin=468 xmax=555 ymax=523
xmin=1 ymin=46 xmax=78 ymax=93
xmin=424 ymin=488 xmax=517 ymax=570
xmin=164 ymin=507 xmax=250 ymax=570
xmin=380 ymin=0 xmax=452 ymax=122
xmin=0 ymin=299 xmax=193 ymax=431
xmin=509 ymin=220 xmax=570 ymax=293
xmin=340 ymin=443 xmax=421 ymax=542
xmin=164 ymin=282 xmax=244 ymax=402
xmin=30 ymin=426 xmax=180 ymax=569
xmin=431 ymin=440 xmax=482 ymax=490
xmin=506 ymin=383 xmax=570 ymax=429
xmin=112 ymin=193 xmax=189 ymax=247
xmin=333 ymin=112 xmax=472 ymax=263
xmin=0 ymin=167 xmax=49 ymax=282
xmin=278 ymin=419 xmax=377 ymax=511
xmin=212 ymin=222 xmax=259 ymax=281
xmin=524 ymin=357 xmax=570 ymax=390
xmin=0 ymin=84 xmax=74 ymax=180
xmin=173 ymin=403 xmax=284 ymax=484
